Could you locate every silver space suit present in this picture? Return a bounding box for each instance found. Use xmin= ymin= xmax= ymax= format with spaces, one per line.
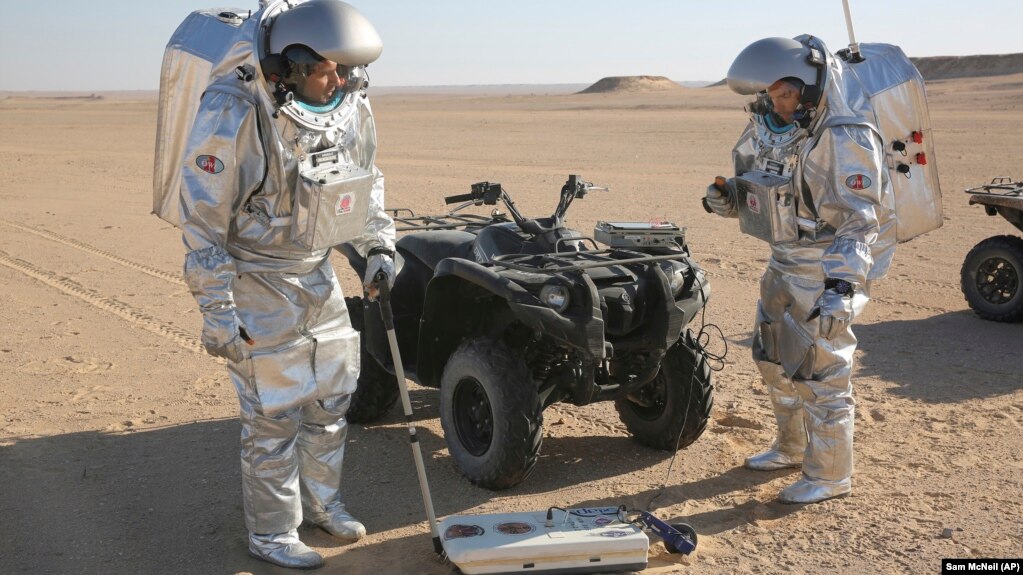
xmin=174 ymin=0 xmax=394 ymax=567
xmin=705 ymin=36 xmax=896 ymax=504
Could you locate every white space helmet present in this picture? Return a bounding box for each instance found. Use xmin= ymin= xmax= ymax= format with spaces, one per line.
xmin=726 ymin=37 xmax=820 ymax=96
xmin=269 ymin=0 xmax=382 ymax=67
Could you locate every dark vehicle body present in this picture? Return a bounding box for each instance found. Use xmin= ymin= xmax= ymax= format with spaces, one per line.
xmin=341 ymin=176 xmax=714 ymax=489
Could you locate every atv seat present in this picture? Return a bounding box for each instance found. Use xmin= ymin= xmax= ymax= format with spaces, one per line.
xmin=396 ymin=230 xmax=477 ymax=270
xmin=337 ymin=230 xmax=477 ymax=279
xmin=472 ymin=223 xmax=539 ymax=264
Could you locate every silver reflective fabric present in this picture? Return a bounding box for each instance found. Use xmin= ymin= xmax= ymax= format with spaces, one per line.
xmin=168 ymin=0 xmax=393 ymax=538
xmin=836 ymin=43 xmax=943 ymax=242
xmin=750 ymin=266 xmax=868 ymax=502
xmin=291 ymin=156 xmax=375 ymax=252
xmin=719 ymin=37 xmax=908 ymax=503
xmin=248 ymin=530 xmax=324 ymax=569
xmin=744 ymin=362 xmax=805 ymax=471
xmin=734 ymin=171 xmax=799 ymax=244
xmin=154 ymin=9 xmax=253 ymax=227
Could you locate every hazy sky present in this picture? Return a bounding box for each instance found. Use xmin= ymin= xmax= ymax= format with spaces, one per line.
xmin=2 ymin=0 xmax=1021 ymax=91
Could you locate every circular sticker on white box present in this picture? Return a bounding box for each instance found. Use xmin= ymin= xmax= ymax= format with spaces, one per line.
xmin=444 ymin=524 xmax=485 ymax=540
xmin=495 ymin=522 xmax=535 ymax=535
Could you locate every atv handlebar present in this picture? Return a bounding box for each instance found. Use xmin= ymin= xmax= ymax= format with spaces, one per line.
xmin=444 ymin=193 xmax=476 ymax=205
xmin=444 ymin=175 xmax=608 ymax=240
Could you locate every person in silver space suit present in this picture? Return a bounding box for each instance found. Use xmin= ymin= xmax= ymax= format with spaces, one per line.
xmin=704 ymin=36 xmax=896 ymax=504
xmin=178 ymin=0 xmax=395 ymax=568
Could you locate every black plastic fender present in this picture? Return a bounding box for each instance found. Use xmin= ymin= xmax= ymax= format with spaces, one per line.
xmin=416 ymin=257 xmax=605 ymax=389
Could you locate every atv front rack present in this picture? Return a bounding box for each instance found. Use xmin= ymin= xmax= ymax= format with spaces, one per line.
xmin=388 ymin=208 xmax=508 ymax=232
xmin=492 ymin=247 xmax=687 ymax=275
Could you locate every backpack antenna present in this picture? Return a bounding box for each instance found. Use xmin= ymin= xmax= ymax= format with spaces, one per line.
xmin=841 ymin=0 xmax=864 ymax=62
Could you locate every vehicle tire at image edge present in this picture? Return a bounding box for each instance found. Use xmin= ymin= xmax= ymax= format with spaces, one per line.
xmin=960 ymin=234 xmax=1023 ymax=323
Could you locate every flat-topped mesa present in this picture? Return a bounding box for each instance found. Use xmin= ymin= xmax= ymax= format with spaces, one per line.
xmin=910 ymin=53 xmax=1023 ymax=81
xmin=577 ymin=75 xmax=682 ymax=94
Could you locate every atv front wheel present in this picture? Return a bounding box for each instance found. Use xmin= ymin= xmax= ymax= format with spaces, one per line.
xmin=440 ymin=337 xmax=543 ymax=490
xmin=961 ymin=235 xmax=1023 ymax=322
xmin=615 ymin=330 xmax=713 ymax=451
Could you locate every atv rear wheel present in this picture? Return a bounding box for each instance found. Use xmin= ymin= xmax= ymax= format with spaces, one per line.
xmin=961 ymin=235 xmax=1023 ymax=322
xmin=345 ymin=347 xmax=399 ymax=424
xmin=440 ymin=337 xmax=543 ymax=490
xmin=343 ymin=297 xmax=399 ymax=424
xmin=615 ymin=330 xmax=713 ymax=451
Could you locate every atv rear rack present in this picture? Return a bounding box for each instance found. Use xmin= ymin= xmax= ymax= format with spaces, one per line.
xmin=966 ymin=177 xmax=1023 ymax=215
xmin=388 ymin=208 xmax=507 ymax=232
xmin=965 ymin=177 xmax=1023 ymax=197
xmin=492 ymin=247 xmax=688 ymax=275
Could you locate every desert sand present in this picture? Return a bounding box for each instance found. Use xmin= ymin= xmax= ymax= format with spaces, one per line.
xmin=1 ymin=72 xmax=1022 ymax=575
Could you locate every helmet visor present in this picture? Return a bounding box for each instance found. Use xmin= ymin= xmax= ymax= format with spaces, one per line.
xmin=292 ymin=61 xmax=355 ymax=110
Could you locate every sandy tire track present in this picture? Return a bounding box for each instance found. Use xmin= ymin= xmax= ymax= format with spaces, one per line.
xmin=0 ymin=218 xmax=185 ymax=286
xmin=547 ymin=403 xmax=630 ymax=437
xmin=0 ymin=249 xmax=201 ymax=353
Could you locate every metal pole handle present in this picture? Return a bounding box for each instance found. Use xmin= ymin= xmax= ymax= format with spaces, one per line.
xmin=374 ymin=273 xmax=444 ymax=555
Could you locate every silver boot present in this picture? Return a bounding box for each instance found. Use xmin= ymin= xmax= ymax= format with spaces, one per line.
xmin=745 ymin=385 xmax=806 ymax=471
xmin=305 ymin=503 xmax=366 ymax=541
xmin=779 ymin=379 xmax=855 ymax=504
xmin=248 ymin=530 xmax=324 ymax=570
xmin=778 ymin=475 xmax=851 ymax=504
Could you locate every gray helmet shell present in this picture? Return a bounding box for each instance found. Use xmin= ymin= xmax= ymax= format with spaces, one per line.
xmin=269 ymin=0 xmax=382 ymax=66
xmin=726 ymin=37 xmax=818 ymax=95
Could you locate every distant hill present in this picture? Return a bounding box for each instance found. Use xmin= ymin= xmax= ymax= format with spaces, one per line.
xmin=704 ymin=53 xmax=1023 ymax=87
xmin=578 ymin=76 xmax=682 ymax=94
xmin=910 ymin=53 xmax=1023 ymax=80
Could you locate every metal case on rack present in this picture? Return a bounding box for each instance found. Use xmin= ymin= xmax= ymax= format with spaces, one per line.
xmin=594 ymin=221 xmax=685 ymax=249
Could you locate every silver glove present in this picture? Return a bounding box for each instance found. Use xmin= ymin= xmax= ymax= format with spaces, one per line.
xmin=704 ymin=177 xmax=736 ymax=217
xmin=200 ymin=305 xmax=249 ymax=363
xmin=363 ymin=253 xmax=395 ymax=291
xmin=815 ymin=289 xmax=855 ymax=340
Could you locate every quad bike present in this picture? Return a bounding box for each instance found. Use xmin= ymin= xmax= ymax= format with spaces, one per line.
xmin=339 ymin=176 xmax=714 ymax=490
xmin=962 ymin=177 xmax=1023 ymax=322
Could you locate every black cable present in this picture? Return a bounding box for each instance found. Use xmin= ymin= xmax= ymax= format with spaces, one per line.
xmin=648 ymin=268 xmax=725 ymax=508
xmin=545 ymin=505 xmax=622 ymax=527
xmin=692 ymin=270 xmax=728 ymax=372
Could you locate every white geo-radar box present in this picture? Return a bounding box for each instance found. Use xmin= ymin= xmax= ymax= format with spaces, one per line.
xmin=439 ymin=506 xmax=649 ymax=575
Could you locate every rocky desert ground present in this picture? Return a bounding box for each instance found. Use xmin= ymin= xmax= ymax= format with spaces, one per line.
xmin=1 ymin=71 xmax=1022 ymax=575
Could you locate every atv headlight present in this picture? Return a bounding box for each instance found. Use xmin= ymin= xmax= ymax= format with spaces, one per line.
xmin=663 ymin=262 xmax=687 ymax=297
xmin=539 ymin=284 xmax=570 ymax=313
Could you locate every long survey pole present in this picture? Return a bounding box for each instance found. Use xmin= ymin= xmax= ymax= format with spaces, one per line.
xmin=375 ymin=273 xmax=443 ymax=555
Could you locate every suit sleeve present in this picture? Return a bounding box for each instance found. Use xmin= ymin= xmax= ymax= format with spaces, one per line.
xmin=804 ymin=124 xmax=886 ymax=288
xmin=344 ymin=97 xmax=396 ymax=258
xmin=179 ymin=91 xmax=265 ymax=312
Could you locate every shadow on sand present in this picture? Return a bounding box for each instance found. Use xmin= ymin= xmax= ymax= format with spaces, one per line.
xmin=0 ymin=383 xmax=718 ymax=574
xmin=855 ymin=311 xmax=1023 ymax=402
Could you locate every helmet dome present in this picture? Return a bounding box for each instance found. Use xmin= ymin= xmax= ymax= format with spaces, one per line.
xmin=726 ymin=37 xmax=818 ymax=95
xmin=269 ymin=0 xmax=382 ymax=66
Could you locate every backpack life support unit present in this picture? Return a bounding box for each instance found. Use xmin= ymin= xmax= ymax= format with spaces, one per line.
xmin=838 ymin=42 xmax=942 ymax=243
xmin=152 ymin=8 xmax=255 ymax=228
